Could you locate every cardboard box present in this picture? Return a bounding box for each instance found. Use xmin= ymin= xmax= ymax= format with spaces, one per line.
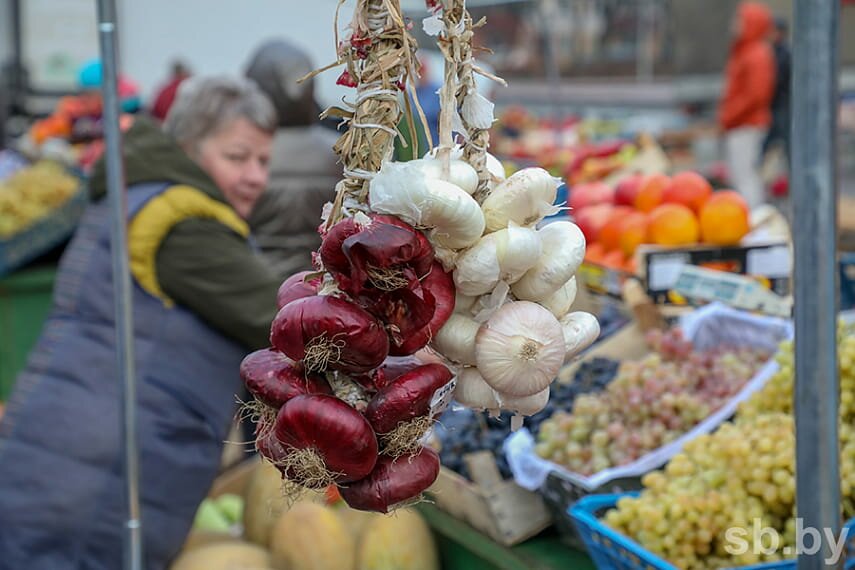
xmin=427 ymin=451 xmax=552 ymax=546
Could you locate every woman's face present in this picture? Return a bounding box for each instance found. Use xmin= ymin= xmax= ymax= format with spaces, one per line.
xmin=192 ymin=117 xmax=272 ymax=219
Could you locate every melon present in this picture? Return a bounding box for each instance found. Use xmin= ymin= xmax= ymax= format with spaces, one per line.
xmin=358 ymin=509 xmax=439 ymax=570
xmin=335 ymin=505 xmax=382 ymax=544
xmin=243 ymin=460 xmax=323 ymax=546
xmin=270 ymin=501 xmax=356 ymax=570
xmin=170 ymin=541 xmax=271 ymax=570
xmin=181 ymin=530 xmax=241 ymax=552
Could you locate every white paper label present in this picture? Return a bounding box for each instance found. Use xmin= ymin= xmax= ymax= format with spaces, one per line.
xmin=746 ymin=245 xmax=792 ymax=278
xmin=430 ymin=377 xmax=457 ymax=417
xmin=648 ymin=252 xmax=691 ymax=290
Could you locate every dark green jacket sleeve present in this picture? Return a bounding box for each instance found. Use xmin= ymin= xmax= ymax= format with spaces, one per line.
xmin=155 ymin=218 xmax=280 ymax=350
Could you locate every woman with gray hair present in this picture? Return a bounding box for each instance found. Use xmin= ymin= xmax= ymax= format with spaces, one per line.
xmin=0 ymin=76 xmax=282 ymax=570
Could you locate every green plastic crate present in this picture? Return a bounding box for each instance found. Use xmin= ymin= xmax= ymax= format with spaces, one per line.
xmin=0 ymin=265 xmax=56 ymax=400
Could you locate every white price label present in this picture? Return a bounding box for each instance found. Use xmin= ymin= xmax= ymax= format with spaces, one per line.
xmin=746 ymin=245 xmax=791 ymax=278
xmin=648 ymin=252 xmax=691 ymax=291
xmin=429 ymin=377 xmax=457 ymax=417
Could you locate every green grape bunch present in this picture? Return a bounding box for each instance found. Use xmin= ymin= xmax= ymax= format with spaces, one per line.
xmin=603 ymin=322 xmax=855 ymax=569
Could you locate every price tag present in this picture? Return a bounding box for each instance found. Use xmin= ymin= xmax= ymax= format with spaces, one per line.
xmin=430 ymin=377 xmax=457 ymax=417
xmin=647 ymin=252 xmax=691 ymax=291
xmin=746 ymin=245 xmax=791 ymax=278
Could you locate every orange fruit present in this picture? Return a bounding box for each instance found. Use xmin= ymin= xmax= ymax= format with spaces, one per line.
xmin=647 ymin=204 xmax=700 ymax=246
xmin=597 ymin=206 xmax=634 ymax=252
xmin=709 ymin=190 xmax=749 ymax=214
xmin=635 ymin=174 xmax=671 ymax=213
xmin=584 ymin=242 xmax=606 ymax=264
xmin=700 ymin=191 xmax=751 ymax=245
xmin=623 ymin=256 xmax=638 ymax=274
xmin=663 ymin=171 xmax=713 ymax=214
xmin=618 ymin=211 xmax=649 ymax=258
xmin=574 ymin=204 xmax=614 ymax=244
xmin=601 ymin=249 xmax=626 ymax=270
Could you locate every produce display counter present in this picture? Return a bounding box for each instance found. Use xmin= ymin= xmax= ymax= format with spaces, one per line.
xmin=416 ymin=503 xmax=595 ymax=570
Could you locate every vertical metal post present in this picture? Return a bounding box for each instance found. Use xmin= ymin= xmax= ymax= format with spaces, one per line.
xmin=635 ymin=0 xmax=651 ymax=82
xmin=95 ymin=1 xmax=143 ymax=569
xmin=792 ymin=0 xmax=841 ymax=568
xmin=9 ymin=0 xmax=26 ymax=111
xmin=538 ymin=0 xmax=563 ymax=139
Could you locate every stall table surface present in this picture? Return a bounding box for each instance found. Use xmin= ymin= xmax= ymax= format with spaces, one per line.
xmin=416 ymin=503 xmax=596 ymax=570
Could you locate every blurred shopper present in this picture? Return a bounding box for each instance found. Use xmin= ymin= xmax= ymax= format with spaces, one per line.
xmin=718 ymin=1 xmax=776 ymax=209
xmin=0 ymin=82 xmax=6 ymax=150
xmin=151 ymin=60 xmax=192 ymax=122
xmin=78 ymin=58 xmax=142 ymax=114
xmin=761 ymin=17 xmax=791 ymax=164
xmin=415 ymin=53 xmax=442 ymax=149
xmin=0 ymin=77 xmax=281 ymax=570
xmin=245 ymin=40 xmax=339 ymax=278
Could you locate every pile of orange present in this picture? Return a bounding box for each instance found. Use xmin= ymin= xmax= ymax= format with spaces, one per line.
xmin=578 ymin=171 xmax=751 ymax=272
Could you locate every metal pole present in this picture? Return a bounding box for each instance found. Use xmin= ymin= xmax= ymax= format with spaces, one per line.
xmin=538 ymin=0 xmax=563 ymax=144
xmin=95 ymin=1 xmax=143 ymax=569
xmin=792 ymin=0 xmax=841 ymax=568
xmin=9 ymin=0 xmax=25 ymax=111
xmin=635 ymin=0 xmax=649 ymax=82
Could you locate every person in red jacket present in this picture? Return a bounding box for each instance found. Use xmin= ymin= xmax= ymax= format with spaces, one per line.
xmin=718 ymin=1 xmax=776 ymax=209
xmin=151 ymin=60 xmax=192 ymax=122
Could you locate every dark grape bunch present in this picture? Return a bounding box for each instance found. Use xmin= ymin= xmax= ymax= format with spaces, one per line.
xmin=437 ymin=357 xmax=621 ymax=480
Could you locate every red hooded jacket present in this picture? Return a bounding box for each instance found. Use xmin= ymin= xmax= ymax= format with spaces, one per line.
xmin=718 ymin=2 xmax=776 ymax=131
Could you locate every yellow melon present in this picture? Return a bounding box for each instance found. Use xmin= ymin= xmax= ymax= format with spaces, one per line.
xmin=270 ymin=501 xmax=356 ymax=570
xmin=358 ymin=509 xmax=439 ymax=570
xmin=170 ymin=541 xmax=271 ymax=570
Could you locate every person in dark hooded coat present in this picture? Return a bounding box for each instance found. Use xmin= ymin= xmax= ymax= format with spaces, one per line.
xmin=245 ymin=40 xmax=341 ymax=279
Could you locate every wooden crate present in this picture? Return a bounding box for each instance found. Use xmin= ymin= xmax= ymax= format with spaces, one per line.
xmin=426 ymin=451 xmax=552 ymax=547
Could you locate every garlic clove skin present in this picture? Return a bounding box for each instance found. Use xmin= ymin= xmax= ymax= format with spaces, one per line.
xmin=428 ymin=144 xmax=465 ymax=161
xmin=540 ymin=276 xmax=578 ymax=319
xmin=453 ymin=367 xmax=501 ymax=412
xmin=481 ymin=167 xmax=561 ymax=233
xmin=493 ymin=225 xmax=542 ymax=284
xmin=471 ymin=281 xmax=511 ymax=323
xmin=475 ymin=301 xmax=565 ymax=397
xmin=423 ymin=179 xmax=486 ymax=249
xmin=369 ymin=161 xmax=485 ymax=250
xmin=416 ymin=157 xmax=480 ymax=195
xmin=512 ymin=221 xmax=586 ymax=302
xmin=461 ymin=92 xmax=495 ymax=130
xmin=427 ymin=145 xmax=504 ymax=187
xmin=453 ymin=234 xmax=501 ymax=296
xmin=434 ymin=246 xmax=459 ymax=272
xmin=560 ymin=311 xmax=600 ymax=360
xmin=486 ymin=152 xmax=506 ymax=186
xmin=432 ymin=313 xmax=480 ymax=366
xmin=497 ymin=386 xmax=550 ymax=416
xmin=454 ymin=291 xmax=478 ymax=314
xmin=454 ymin=226 xmax=542 ymax=297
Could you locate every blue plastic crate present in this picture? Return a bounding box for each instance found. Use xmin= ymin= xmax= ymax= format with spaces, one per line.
xmin=570 ymin=493 xmax=855 ymax=570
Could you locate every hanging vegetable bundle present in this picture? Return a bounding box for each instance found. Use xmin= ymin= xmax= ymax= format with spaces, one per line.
xmin=240 ymin=0 xmax=598 ymax=514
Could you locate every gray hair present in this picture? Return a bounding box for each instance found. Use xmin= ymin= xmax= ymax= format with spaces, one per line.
xmin=163 ymin=75 xmax=277 ymax=149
